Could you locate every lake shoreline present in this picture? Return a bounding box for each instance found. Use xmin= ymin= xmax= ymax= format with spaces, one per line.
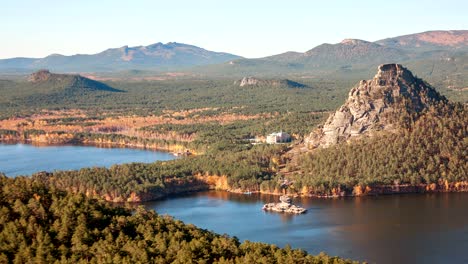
xmin=0 ymin=130 xmax=196 ymax=155
xmin=2 ymin=141 xmax=466 ymax=203
xmin=92 ymin=176 xmax=468 ymax=203
xmin=0 ymin=139 xmax=178 ymax=153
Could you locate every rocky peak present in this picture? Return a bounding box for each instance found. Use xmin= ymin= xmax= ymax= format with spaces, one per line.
xmin=239 ymin=77 xmax=261 ymax=87
xmin=28 ymin=69 xmax=52 ymax=82
xmin=305 ymin=64 xmax=445 ymax=148
xmin=28 ymin=69 xmax=79 ymax=84
xmin=340 ymin=39 xmax=371 ymax=45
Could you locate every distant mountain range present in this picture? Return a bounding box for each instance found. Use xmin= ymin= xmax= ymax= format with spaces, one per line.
xmin=376 ymin=30 xmax=468 ymax=50
xmin=210 ymin=30 xmax=467 ymax=71
xmin=0 ymin=31 xmax=467 ymax=89
xmin=199 ymin=30 xmax=468 ymax=89
xmin=0 ymin=42 xmax=242 ymax=72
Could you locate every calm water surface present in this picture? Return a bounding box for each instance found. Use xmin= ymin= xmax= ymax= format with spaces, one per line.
xmin=0 ymin=143 xmax=176 ymax=176
xmin=145 ymin=191 xmax=468 ymax=264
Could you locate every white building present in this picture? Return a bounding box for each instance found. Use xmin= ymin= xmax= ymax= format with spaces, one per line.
xmin=266 ymin=131 xmax=291 ymax=144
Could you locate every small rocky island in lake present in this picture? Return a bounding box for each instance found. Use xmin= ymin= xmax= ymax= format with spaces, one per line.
xmin=262 ymin=195 xmax=307 ymax=214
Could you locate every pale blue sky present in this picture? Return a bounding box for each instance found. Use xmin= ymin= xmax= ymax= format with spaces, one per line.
xmin=2 ymin=0 xmax=467 ymax=59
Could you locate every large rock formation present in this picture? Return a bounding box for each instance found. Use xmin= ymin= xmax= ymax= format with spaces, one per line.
xmin=237 ymin=77 xmax=307 ymax=88
xmin=28 ymin=69 xmax=54 ymax=82
xmin=262 ymin=195 xmax=307 ymax=214
xmin=238 ymin=77 xmax=262 ymax=86
xmin=305 ymin=64 xmax=445 ymax=148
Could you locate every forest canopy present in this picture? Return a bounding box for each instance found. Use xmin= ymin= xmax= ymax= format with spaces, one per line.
xmin=0 ymin=175 xmax=359 ymax=263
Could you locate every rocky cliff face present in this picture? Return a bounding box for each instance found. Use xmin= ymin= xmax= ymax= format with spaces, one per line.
xmin=305 ymin=64 xmax=445 ymax=148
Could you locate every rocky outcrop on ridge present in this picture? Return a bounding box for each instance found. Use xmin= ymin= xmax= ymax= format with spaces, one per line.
xmin=305 ymin=64 xmax=445 ymax=148
xmin=239 ymin=77 xmax=262 ymax=86
xmin=28 ymin=69 xmax=54 ymax=82
xmin=237 ymin=77 xmax=307 ymax=88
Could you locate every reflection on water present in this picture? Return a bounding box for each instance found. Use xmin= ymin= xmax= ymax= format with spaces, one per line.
xmin=0 ymin=143 xmax=176 ymax=176
xmin=145 ymin=191 xmax=468 ymax=264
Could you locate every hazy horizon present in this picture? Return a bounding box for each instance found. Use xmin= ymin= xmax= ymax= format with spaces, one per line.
xmin=2 ymin=0 xmax=467 ymax=59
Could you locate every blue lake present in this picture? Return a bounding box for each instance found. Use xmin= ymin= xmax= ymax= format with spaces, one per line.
xmin=145 ymin=191 xmax=468 ymax=264
xmin=0 ymin=143 xmax=176 ymax=176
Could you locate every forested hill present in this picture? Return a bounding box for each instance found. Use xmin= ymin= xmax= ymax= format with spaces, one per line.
xmin=289 ymin=64 xmax=467 ymax=196
xmin=28 ymin=69 xmax=122 ymax=92
xmin=293 ymin=103 xmax=467 ymax=196
xmin=0 ymin=175 xmax=358 ymax=263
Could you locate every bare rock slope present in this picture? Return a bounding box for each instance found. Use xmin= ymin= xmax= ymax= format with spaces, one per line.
xmin=305 ymin=64 xmax=445 ymax=148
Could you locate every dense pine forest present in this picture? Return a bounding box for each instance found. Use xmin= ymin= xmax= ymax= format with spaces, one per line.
xmin=32 ymin=143 xmax=287 ymax=202
xmin=0 ymin=78 xmax=352 ymax=120
xmin=0 ymin=175 xmax=358 ymax=263
xmin=292 ymin=103 xmax=467 ymax=195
